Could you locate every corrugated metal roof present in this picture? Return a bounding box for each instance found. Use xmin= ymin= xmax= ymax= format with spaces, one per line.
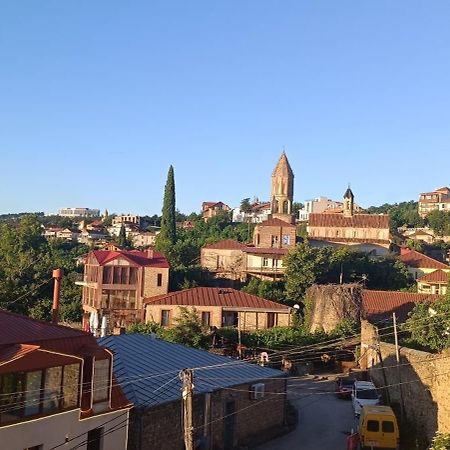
xmin=0 ymin=309 xmax=89 ymax=346
xmin=98 ymin=334 xmax=284 ymax=408
xmin=143 ymin=287 xmax=290 ymax=311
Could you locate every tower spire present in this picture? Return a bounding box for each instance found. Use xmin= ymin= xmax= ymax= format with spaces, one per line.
xmin=270 ymin=150 xmax=294 ymax=223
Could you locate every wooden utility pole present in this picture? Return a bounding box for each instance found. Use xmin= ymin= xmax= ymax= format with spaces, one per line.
xmin=393 ymin=313 xmax=405 ymax=422
xmin=180 ymin=368 xmax=194 ymax=450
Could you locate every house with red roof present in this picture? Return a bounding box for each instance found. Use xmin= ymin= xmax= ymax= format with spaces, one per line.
xmin=76 ymin=248 xmax=170 ymax=331
xmin=362 ymin=289 xmax=440 ymax=323
xmin=0 ymin=310 xmax=131 ymax=449
xmin=202 ymin=201 xmax=231 ymax=222
xmin=144 ymin=287 xmax=292 ymax=330
xmin=399 ymin=248 xmax=450 ymax=295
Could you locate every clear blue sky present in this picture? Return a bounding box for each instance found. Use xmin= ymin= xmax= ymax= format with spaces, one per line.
xmin=1 ymin=1 xmax=449 ymax=215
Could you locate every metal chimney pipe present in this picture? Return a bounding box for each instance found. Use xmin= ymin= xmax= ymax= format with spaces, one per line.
xmin=52 ymin=268 xmax=63 ymax=324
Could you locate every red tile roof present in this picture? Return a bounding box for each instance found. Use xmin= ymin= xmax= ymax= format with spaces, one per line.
xmin=309 ymin=213 xmax=390 ymax=229
xmin=259 ymin=218 xmax=296 ymax=227
xmin=417 ymin=269 xmax=450 ymax=283
xmin=203 ymin=239 xmax=248 ymax=250
xmin=92 ymin=249 xmax=170 ymax=268
xmin=310 ymin=237 xmax=390 ymax=245
xmin=399 ymin=249 xmax=449 ymax=270
xmin=144 ymin=287 xmax=290 ymax=311
xmin=362 ymin=290 xmax=439 ymax=322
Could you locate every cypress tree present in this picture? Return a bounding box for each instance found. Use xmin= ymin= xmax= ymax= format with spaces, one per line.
xmin=117 ymin=224 xmax=127 ymax=248
xmin=156 ymin=165 xmax=177 ymax=250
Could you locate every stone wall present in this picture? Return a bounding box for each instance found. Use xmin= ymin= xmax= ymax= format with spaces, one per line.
xmin=130 ymin=378 xmax=287 ymax=450
xmin=306 ymin=283 xmax=362 ymax=333
xmin=361 ymin=320 xmax=450 ymax=444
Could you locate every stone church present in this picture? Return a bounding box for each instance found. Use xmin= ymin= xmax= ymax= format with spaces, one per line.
xmin=201 ymin=151 xmax=297 ymax=281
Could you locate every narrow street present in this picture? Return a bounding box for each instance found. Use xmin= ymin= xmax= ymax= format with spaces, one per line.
xmin=256 ymin=375 xmax=357 ymax=450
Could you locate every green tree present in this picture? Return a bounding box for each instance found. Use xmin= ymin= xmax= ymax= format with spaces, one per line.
xmin=240 ymin=198 xmax=252 ymax=214
xmin=284 ymin=241 xmax=331 ymax=304
xmin=117 ymin=224 xmax=127 ymax=248
xmin=156 ymin=165 xmax=177 ymax=251
xmin=427 ymin=210 xmax=450 ymax=237
xmin=403 ymin=285 xmax=450 ymax=351
xmin=163 ymin=307 xmax=209 ymax=348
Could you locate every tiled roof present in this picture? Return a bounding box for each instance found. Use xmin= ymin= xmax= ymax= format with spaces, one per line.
xmin=203 ymin=239 xmax=247 ymax=250
xmin=272 ymin=151 xmax=294 ymax=178
xmin=244 ymin=247 xmax=289 ymax=255
xmin=418 ymin=269 xmax=450 ymax=283
xmin=92 ymin=249 xmax=170 ymax=268
xmin=144 ymin=287 xmax=290 ymax=311
xmin=399 ymin=249 xmax=449 ymax=270
xmin=259 ymin=218 xmax=296 ymax=228
xmin=98 ymin=334 xmax=285 ymax=408
xmin=309 ymin=237 xmax=390 ymax=245
xmin=309 ymin=213 xmax=390 ymax=229
xmin=362 ymin=290 xmax=439 ymax=322
xmin=0 ymin=310 xmax=89 ymax=346
xmin=0 ymin=344 xmax=39 ymax=365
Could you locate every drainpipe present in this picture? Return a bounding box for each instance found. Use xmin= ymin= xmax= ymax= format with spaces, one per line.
xmin=52 ymin=268 xmax=63 ymax=324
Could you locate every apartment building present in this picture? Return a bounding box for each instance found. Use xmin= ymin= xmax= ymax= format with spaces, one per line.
xmin=418 ymin=187 xmax=450 ymax=218
xmin=58 ymin=207 xmax=100 ymax=218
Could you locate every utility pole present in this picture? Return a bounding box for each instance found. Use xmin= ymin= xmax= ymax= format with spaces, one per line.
xmin=180 ymin=369 xmax=194 ymax=450
xmin=393 ymin=313 xmax=405 ymax=422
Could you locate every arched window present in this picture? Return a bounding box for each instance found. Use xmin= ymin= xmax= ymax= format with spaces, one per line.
xmin=283 ymin=200 xmax=289 ymax=214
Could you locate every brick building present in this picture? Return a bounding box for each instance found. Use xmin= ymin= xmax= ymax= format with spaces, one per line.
xmin=307 ymin=187 xmax=391 ymax=256
xmin=77 ymin=248 xmax=170 ymax=331
xmin=98 ymin=333 xmax=287 ymax=450
xmin=202 ymin=201 xmax=231 ymax=222
xmin=0 ymin=310 xmax=131 ymax=449
xmin=144 ymin=287 xmax=292 ymax=330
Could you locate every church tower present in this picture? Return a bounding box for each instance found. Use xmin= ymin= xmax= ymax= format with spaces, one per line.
xmin=343 ymin=186 xmax=354 ymax=218
xmin=270 ymin=151 xmax=294 ymax=224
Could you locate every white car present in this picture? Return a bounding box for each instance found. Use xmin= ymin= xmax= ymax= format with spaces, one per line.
xmin=351 ymin=381 xmax=380 ymax=416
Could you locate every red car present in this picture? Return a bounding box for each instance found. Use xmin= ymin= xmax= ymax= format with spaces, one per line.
xmin=335 ymin=377 xmax=355 ymax=399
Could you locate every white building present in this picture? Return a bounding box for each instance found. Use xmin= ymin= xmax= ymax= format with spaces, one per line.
xmin=58 ymin=207 xmax=100 ymax=218
xmin=232 ymin=202 xmax=272 ymax=223
xmin=298 ymin=197 xmax=342 ymax=221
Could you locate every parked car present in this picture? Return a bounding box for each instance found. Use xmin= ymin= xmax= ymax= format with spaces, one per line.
xmin=351 ymin=381 xmax=380 ymax=416
xmin=358 ymin=405 xmax=400 ymax=449
xmin=335 ymin=376 xmax=355 ymax=399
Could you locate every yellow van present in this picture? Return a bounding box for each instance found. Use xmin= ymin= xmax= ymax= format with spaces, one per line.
xmin=358 ymin=405 xmax=399 ymax=449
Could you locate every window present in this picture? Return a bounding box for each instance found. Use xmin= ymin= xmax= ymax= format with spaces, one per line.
xmin=93 ymin=359 xmax=110 ymax=403
xmin=367 ymin=420 xmax=379 ymax=432
xmin=87 ymin=427 xmax=103 ymax=450
xmin=0 ymin=364 xmax=80 ymax=424
xmin=382 ymin=421 xmax=395 ymax=433
xmin=282 ymin=235 xmax=290 ymax=245
xmin=161 ymin=310 xmax=171 ymax=327
xmin=201 ymin=312 xmax=211 ymax=327
xmin=262 ymin=258 xmax=269 ymax=267
xmin=267 ymin=313 xmax=276 ymax=328
xmin=157 ymin=273 xmax=163 ymax=287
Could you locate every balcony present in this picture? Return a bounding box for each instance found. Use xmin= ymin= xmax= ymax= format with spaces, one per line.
xmin=74 ymin=274 xmax=97 ymax=288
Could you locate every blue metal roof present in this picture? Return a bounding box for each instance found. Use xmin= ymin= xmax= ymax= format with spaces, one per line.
xmin=98 ymin=334 xmax=284 ymax=408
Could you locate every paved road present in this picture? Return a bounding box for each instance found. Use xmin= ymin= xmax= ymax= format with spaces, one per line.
xmin=256 ymin=375 xmax=357 ymax=450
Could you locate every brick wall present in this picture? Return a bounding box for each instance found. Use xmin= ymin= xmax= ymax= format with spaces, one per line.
xmin=361 ymin=320 xmax=450 ymax=443
xmin=143 ymin=267 xmax=169 ymax=298
xmin=130 ymin=378 xmax=286 ymax=450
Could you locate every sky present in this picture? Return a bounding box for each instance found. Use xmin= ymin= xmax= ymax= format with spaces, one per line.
xmin=1 ymin=1 xmax=450 ymax=216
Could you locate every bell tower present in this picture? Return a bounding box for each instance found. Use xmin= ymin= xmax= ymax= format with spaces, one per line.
xmin=343 ymin=186 xmax=355 ymax=218
xmin=270 ymin=150 xmax=294 ymax=224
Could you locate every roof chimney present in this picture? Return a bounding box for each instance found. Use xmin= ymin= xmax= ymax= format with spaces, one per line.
xmin=146 ymin=249 xmax=154 ymax=259
xmin=52 ymin=268 xmax=63 ymax=324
